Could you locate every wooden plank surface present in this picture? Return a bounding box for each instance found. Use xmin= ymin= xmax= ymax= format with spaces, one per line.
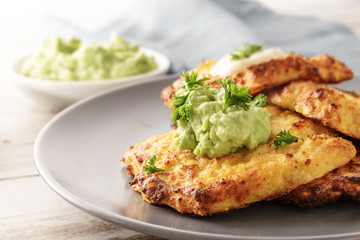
xmin=1 ymin=1 xmax=360 ymax=239
xmin=0 ymin=176 xmax=164 ymax=240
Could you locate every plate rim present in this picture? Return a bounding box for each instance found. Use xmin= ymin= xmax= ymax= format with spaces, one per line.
xmin=34 ymin=75 xmax=360 ymax=240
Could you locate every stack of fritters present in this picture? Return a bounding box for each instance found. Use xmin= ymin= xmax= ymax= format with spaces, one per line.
xmin=122 ymin=53 xmax=359 ymax=215
xmin=267 ymin=80 xmax=360 ymax=206
xmin=161 ymin=54 xmax=353 ymax=109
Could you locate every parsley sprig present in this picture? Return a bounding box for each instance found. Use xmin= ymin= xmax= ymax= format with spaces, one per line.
xmin=252 ymin=93 xmax=267 ymax=108
xmin=171 ymin=103 xmax=192 ymax=122
xmin=171 ymin=71 xmax=209 ymax=122
xmin=231 ymin=43 xmax=263 ymax=61
xmin=143 ymin=155 xmax=176 ymax=174
xmin=216 ymin=78 xmax=267 ymax=111
xmin=172 ymin=92 xmax=189 ymax=108
xmin=217 ymin=78 xmax=252 ymax=111
xmin=181 ymin=70 xmax=209 ymax=91
xmin=274 ymin=130 xmax=303 ymax=149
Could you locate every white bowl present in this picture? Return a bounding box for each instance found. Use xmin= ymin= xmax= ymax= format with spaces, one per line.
xmin=8 ymin=48 xmax=170 ymax=110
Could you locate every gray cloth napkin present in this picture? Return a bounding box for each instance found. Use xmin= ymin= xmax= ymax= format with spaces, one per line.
xmin=35 ymin=0 xmax=360 ymax=75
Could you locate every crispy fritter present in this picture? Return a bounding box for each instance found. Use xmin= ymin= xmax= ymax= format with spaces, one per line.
xmin=267 ymin=80 xmax=360 ymax=139
xmin=161 ymin=54 xmax=353 ymax=109
xmin=279 ymin=155 xmax=360 ymax=207
xmin=121 ymin=105 xmax=356 ymax=215
xmin=306 ymin=54 xmax=353 ymax=82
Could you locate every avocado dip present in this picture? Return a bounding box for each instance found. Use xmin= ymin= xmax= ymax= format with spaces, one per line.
xmin=173 ymin=75 xmax=271 ymax=158
xmin=21 ymin=34 xmax=158 ymax=81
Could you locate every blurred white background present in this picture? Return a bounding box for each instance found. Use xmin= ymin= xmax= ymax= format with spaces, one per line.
xmin=1 ymin=0 xmax=359 ymax=50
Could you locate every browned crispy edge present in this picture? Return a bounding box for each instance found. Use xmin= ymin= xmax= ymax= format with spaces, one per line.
xmin=128 ymin=172 xmax=252 ymax=216
xmin=279 ymin=156 xmax=360 ymax=207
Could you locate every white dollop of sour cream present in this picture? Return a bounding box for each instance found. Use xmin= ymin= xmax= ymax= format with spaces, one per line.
xmin=210 ymin=48 xmax=285 ymax=77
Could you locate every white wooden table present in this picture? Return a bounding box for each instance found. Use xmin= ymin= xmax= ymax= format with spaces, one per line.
xmin=1 ymin=1 xmax=360 ymax=239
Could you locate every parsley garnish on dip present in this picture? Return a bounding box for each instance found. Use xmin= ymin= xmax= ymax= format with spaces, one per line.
xmin=210 ymin=43 xmax=285 ymax=77
xmin=230 ymin=43 xmax=263 ymax=60
xmin=173 ymin=72 xmax=271 ymax=158
xmin=21 ymin=34 xmax=158 ymax=81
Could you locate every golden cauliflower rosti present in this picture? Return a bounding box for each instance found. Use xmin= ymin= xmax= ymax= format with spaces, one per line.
xmin=280 ymin=154 xmax=360 ymax=207
xmin=121 ymin=105 xmax=355 ymax=215
xmin=267 ymin=80 xmax=360 ymax=139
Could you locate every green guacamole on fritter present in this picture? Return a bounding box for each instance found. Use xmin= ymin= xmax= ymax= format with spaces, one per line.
xmin=172 ymin=73 xmax=271 ymax=158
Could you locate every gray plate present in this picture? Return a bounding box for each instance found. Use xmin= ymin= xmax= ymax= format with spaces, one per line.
xmin=34 ymin=75 xmax=360 ymax=240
